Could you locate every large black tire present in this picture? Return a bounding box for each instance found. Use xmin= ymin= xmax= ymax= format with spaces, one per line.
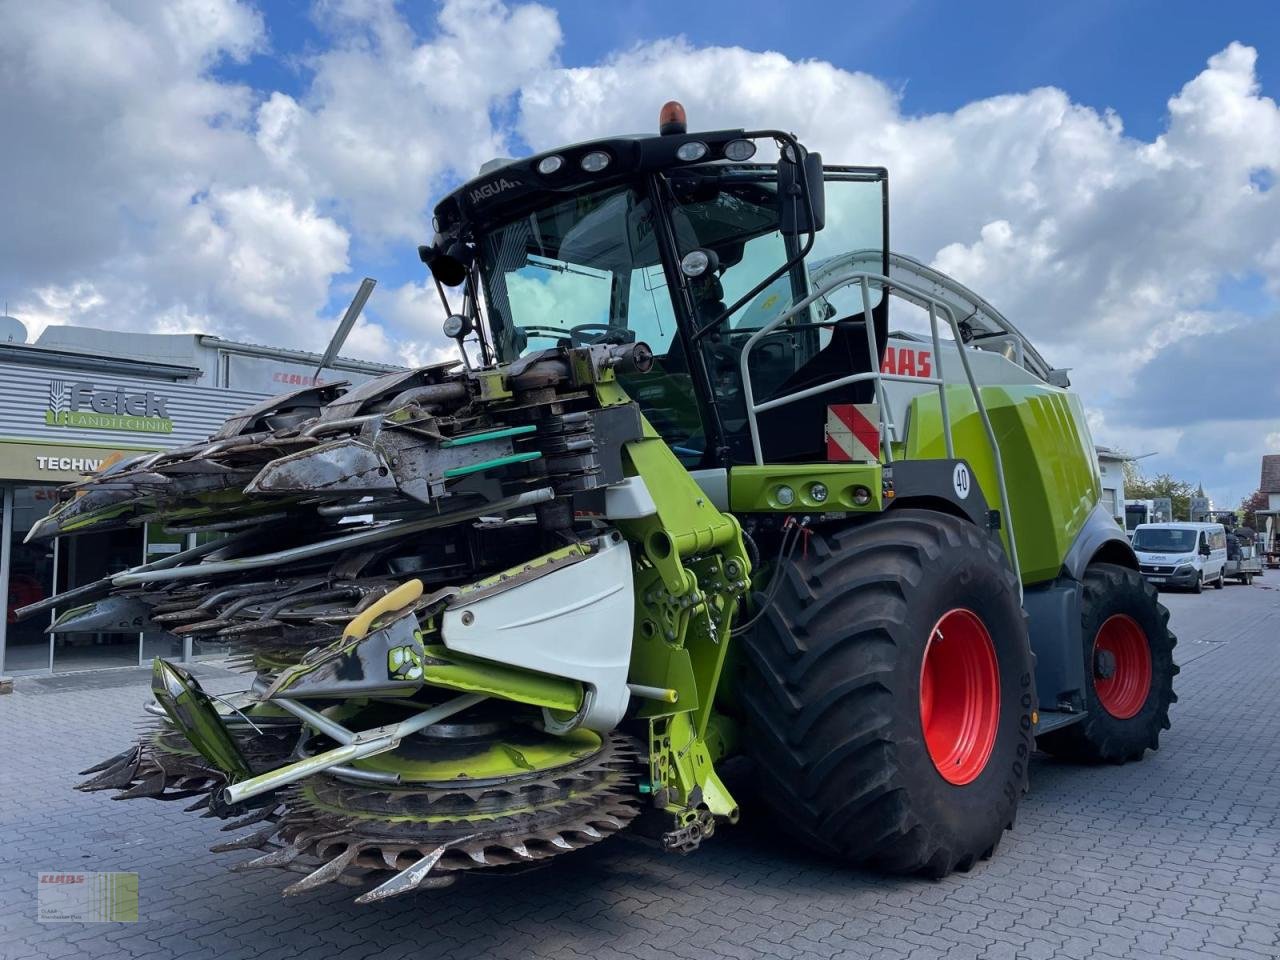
xmin=1214 ymin=569 xmax=1225 ymax=589
xmin=1190 ymin=571 xmax=1202 ymax=594
xmin=737 ymin=509 xmax=1035 ymax=879
xmin=1038 ymin=563 xmax=1177 ymax=763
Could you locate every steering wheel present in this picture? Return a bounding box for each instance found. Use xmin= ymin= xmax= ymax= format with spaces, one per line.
xmin=518 ymin=325 xmax=573 ymax=345
xmin=568 ymin=323 xmax=635 ymax=347
xmin=517 ymin=324 xmax=634 ymax=349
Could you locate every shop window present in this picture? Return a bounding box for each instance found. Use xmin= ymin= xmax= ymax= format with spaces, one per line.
xmin=3 ymin=486 xmax=58 ymax=672
xmin=52 ymin=519 xmax=145 ymax=671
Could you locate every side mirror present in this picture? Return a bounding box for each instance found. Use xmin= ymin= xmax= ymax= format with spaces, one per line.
xmin=778 ymin=149 xmax=825 ymax=236
xmin=418 ymin=238 xmax=472 ymax=287
xmin=1199 ymin=544 xmax=1211 ymax=557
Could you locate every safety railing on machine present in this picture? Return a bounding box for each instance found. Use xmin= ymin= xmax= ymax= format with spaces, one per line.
xmin=736 ymin=267 xmax=1022 ymax=587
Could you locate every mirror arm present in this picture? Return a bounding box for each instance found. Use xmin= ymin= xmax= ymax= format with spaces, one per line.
xmin=690 ymin=129 xmax=818 ymax=342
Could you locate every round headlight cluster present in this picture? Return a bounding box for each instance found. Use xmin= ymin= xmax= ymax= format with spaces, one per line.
xmin=537 ymin=155 xmax=563 ymax=175
xmin=723 ymin=139 xmax=757 ymax=161
xmin=580 ymin=151 xmax=611 ymax=173
xmin=676 ymin=140 xmax=709 ymax=162
xmin=775 ymin=485 xmax=796 ymax=507
xmin=680 ymin=250 xmax=711 ymax=277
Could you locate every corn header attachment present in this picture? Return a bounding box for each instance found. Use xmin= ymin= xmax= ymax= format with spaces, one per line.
xmin=30 ymin=341 xmax=750 ymax=900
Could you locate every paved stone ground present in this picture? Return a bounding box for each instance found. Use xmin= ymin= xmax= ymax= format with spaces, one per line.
xmin=2 ymin=581 xmax=1278 ymax=960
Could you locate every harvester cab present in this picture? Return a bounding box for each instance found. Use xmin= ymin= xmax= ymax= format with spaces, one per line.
xmin=33 ymin=103 xmax=1177 ymax=903
xmin=422 ymin=102 xmax=883 ymax=474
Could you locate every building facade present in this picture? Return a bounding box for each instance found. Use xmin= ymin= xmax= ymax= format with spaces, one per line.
xmin=0 ymin=323 xmax=401 ymax=675
xmin=1095 ymin=446 xmax=1129 ymax=526
xmin=1262 ymin=455 xmax=1280 ymax=511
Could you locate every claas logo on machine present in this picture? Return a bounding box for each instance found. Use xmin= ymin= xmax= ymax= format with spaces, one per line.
xmin=881 ymin=346 xmax=933 ymax=378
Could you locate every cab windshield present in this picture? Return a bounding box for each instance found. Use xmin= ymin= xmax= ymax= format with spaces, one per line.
xmin=1132 ymin=528 xmax=1197 ymax=553
xmin=478 ymin=185 xmax=678 ymax=360
xmin=475 ymin=167 xmax=887 ymax=466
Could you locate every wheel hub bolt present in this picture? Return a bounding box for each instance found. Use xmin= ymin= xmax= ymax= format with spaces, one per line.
xmin=1094 ymin=648 xmax=1117 ymax=680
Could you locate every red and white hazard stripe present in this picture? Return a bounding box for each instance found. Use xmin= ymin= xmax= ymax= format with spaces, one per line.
xmin=826 ymin=403 xmax=881 ymax=462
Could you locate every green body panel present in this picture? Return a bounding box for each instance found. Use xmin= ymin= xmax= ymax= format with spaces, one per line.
xmin=418 ymin=644 xmax=584 ymax=712
xmin=605 ymin=384 xmax=751 ymax=827
xmin=729 ymin=463 xmax=883 ymax=513
xmin=150 ymin=659 xmax=252 ymax=780
xmin=904 ymin=383 xmax=1100 ymax=585
xmin=349 ymin=727 xmax=603 ymax=786
xmin=54 ymin=501 xmax=134 ymax=533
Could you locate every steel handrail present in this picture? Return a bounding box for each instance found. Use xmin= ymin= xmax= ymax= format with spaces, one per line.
xmin=735 ymin=269 xmax=1021 ymax=589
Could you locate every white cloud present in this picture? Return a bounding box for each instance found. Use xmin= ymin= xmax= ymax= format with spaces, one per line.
xmin=352 ymin=278 xmax=457 ymax=367
xmin=0 ymin=0 xmax=562 ymax=350
xmin=255 ymin=0 xmax=562 ymax=243
xmin=1 ymin=2 xmax=1277 ymax=506
xmin=516 ymin=37 xmax=1280 ymax=505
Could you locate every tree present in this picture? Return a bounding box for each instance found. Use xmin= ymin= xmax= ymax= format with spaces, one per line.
xmin=1240 ymin=488 xmax=1268 ymax=529
xmin=1121 ymin=460 xmax=1145 ymax=490
xmin=1124 ymin=469 xmax=1196 ymax=521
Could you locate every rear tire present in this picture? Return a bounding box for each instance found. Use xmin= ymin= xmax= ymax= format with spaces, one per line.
xmin=1038 ymin=564 xmax=1177 ymax=763
xmin=1214 ymin=569 xmax=1225 ymax=589
xmin=737 ymin=510 xmax=1034 ymax=879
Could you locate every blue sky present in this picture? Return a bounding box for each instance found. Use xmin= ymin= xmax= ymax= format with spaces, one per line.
xmin=2 ymin=0 xmax=1278 ymax=506
xmin=238 ymin=1 xmax=1280 ymax=142
xmin=217 ymin=0 xmax=1280 ymax=310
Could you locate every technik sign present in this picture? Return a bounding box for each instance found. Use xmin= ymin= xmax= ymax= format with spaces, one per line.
xmin=44 ymin=380 xmax=174 ymax=434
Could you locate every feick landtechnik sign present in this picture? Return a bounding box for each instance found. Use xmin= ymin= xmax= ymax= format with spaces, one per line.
xmin=44 ymin=380 xmax=174 ymax=434
xmin=0 ymin=359 xmax=267 ymax=483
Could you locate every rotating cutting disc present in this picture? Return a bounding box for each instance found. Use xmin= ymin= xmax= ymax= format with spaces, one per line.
xmin=221 ymin=726 xmax=644 ymax=900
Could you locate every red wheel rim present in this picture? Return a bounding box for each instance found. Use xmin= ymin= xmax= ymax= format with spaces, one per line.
xmin=919 ymin=608 xmax=1001 ymax=786
xmin=1092 ymin=614 xmax=1151 ymax=719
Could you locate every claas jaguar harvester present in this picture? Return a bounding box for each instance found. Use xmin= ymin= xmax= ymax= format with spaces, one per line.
xmin=27 ymin=103 xmax=1177 ymax=901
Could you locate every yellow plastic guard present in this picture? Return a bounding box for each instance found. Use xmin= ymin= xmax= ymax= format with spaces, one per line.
xmin=342 ymin=579 xmax=424 ymax=641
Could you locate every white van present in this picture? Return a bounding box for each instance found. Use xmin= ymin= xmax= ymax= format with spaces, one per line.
xmin=1131 ymin=522 xmax=1228 ymax=593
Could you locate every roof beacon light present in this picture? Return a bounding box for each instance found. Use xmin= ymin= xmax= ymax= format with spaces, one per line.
xmin=659 ymin=100 xmax=687 ymax=136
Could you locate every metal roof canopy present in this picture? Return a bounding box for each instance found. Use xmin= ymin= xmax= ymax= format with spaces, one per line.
xmin=828 ymin=251 xmax=1069 ymax=389
xmin=0 ymin=342 xmax=201 ymax=381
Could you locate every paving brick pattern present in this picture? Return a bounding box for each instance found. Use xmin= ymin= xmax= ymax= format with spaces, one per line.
xmin=2 ymin=584 xmax=1278 ymax=960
